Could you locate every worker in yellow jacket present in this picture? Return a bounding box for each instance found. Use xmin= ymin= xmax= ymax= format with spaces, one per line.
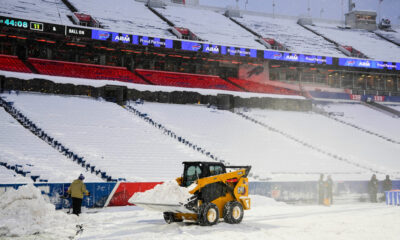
xmin=67 ymin=174 xmax=90 ymax=215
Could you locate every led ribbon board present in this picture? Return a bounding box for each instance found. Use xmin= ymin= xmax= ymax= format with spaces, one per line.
xmin=132 ymin=35 xmax=173 ymax=48
xmin=181 ymin=41 xmax=257 ymax=57
xmin=92 ymin=30 xmax=173 ymax=48
xmin=1 ymin=15 xmax=398 ymax=71
xmin=339 ymin=58 xmax=400 ymax=70
xmin=264 ymin=50 xmax=333 ymax=65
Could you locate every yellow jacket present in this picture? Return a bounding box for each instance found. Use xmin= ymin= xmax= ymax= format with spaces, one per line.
xmin=67 ymin=179 xmax=89 ymax=199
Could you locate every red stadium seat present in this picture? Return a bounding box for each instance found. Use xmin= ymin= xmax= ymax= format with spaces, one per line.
xmin=228 ymin=77 xmax=300 ymax=95
xmin=0 ymin=54 xmax=32 ymax=73
xmin=28 ymin=58 xmax=147 ymax=84
xmin=135 ymin=69 xmax=242 ymax=91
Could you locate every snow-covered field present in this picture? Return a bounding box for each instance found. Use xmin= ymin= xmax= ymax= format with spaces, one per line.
xmin=1 ymin=185 xmax=399 ymax=240
xmin=76 ymin=202 xmax=400 ymax=240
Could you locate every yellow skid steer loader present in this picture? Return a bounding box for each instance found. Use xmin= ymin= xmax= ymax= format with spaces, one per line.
xmin=133 ymin=161 xmax=251 ymax=226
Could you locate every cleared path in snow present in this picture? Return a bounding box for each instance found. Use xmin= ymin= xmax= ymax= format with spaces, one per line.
xmin=72 ymin=197 xmax=400 ymax=240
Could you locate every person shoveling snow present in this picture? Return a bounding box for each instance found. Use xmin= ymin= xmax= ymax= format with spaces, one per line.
xmin=0 ymin=184 xmax=77 ymax=238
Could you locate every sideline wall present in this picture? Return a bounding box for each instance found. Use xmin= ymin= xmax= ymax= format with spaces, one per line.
xmin=0 ymin=76 xmax=312 ymax=111
xmin=0 ymin=182 xmax=116 ymax=209
xmin=1 ymin=180 xmax=399 ymax=209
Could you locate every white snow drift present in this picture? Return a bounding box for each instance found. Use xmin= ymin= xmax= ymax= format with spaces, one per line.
xmin=0 ymin=184 xmax=76 ymax=238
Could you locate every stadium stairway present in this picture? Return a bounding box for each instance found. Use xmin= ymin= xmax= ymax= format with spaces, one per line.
xmin=146 ymin=5 xmax=175 ymax=27
xmin=373 ymin=31 xmax=400 ymax=47
xmin=0 ymin=161 xmax=41 ymax=182
xmin=362 ymin=100 xmax=400 ymax=118
xmin=313 ymin=105 xmax=400 ymax=145
xmin=0 ymin=96 xmax=116 ymax=182
xmin=123 ymin=102 xmax=235 ymax=167
xmin=297 ymin=22 xmax=369 ymax=58
xmin=235 ymin=110 xmax=383 ymax=174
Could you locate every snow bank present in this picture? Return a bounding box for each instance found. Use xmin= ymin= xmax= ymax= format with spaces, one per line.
xmin=250 ymin=194 xmax=286 ymax=208
xmin=128 ymin=180 xmax=194 ymax=205
xmin=0 ymin=184 xmax=76 ymax=238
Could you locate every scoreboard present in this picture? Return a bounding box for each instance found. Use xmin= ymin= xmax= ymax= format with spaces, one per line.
xmin=0 ymin=15 xmax=89 ymax=36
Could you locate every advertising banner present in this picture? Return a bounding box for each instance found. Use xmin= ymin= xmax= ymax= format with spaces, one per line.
xmin=339 ymin=58 xmax=398 ymax=70
xmin=181 ymin=41 xmax=257 ymax=57
xmin=107 ymin=182 xmax=163 ymax=206
xmin=132 ymin=35 xmax=173 ymax=48
xmin=264 ymin=50 xmax=332 ymax=65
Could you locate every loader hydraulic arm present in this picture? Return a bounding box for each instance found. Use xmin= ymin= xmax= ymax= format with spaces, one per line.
xmin=188 ymin=167 xmax=250 ymax=195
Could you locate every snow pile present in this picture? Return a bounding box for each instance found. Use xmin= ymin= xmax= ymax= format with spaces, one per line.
xmin=250 ymin=194 xmax=286 ymax=208
xmin=0 ymin=184 xmax=76 ymax=238
xmin=129 ymin=180 xmax=194 ymax=205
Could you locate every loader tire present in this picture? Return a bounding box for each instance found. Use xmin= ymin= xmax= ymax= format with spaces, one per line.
xmin=223 ymin=201 xmax=244 ymax=224
xmin=198 ymin=202 xmax=219 ymax=226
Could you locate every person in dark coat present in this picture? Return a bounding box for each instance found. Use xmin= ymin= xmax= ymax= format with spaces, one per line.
xmin=382 ymin=175 xmax=392 ymax=201
xmin=67 ymin=174 xmax=90 ymax=215
xmin=368 ymin=174 xmax=379 ymax=203
xmin=318 ymin=174 xmax=324 ymax=205
xmin=325 ymin=175 xmax=333 ymax=204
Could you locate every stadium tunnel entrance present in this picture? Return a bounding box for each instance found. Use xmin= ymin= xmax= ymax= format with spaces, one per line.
xmin=102 ymin=85 xmax=127 ymax=105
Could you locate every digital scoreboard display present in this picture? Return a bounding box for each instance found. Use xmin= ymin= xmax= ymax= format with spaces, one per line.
xmin=0 ymin=16 xmax=65 ymax=35
xmin=30 ymin=22 xmax=43 ymax=31
xmin=0 ymin=16 xmax=29 ymax=29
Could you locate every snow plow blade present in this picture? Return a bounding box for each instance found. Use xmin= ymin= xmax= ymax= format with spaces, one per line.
xmin=131 ymin=202 xmax=195 ymax=214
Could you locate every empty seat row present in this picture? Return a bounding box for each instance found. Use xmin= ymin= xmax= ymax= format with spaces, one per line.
xmin=0 ymin=55 xmax=32 ymax=73
xmin=228 ymin=77 xmax=300 ymax=95
xmin=136 ymin=69 xmax=242 ymax=92
xmin=1 ymin=55 xmax=299 ymax=96
xmin=28 ymin=58 xmax=147 ymax=84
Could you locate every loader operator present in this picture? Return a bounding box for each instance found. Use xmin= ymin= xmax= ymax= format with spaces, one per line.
xmin=67 ymin=174 xmax=90 ymax=216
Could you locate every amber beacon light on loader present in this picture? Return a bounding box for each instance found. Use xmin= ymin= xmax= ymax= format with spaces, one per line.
xmin=132 ymin=161 xmax=252 ymax=226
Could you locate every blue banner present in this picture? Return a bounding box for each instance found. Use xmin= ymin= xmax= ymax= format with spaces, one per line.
xmin=339 ymin=58 xmax=398 ymax=70
xmin=181 ymin=41 xmax=202 ymax=52
xmin=92 ymin=29 xmax=112 ymax=41
xmin=264 ymin=50 xmax=332 ymax=64
xmin=181 ymin=41 xmax=257 ymax=57
xmin=133 ymin=35 xmax=173 ymax=48
xmin=0 ymin=183 xmax=116 ymax=209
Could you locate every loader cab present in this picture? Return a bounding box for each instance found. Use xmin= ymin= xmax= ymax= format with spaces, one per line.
xmin=182 ymin=162 xmax=226 ymax=187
